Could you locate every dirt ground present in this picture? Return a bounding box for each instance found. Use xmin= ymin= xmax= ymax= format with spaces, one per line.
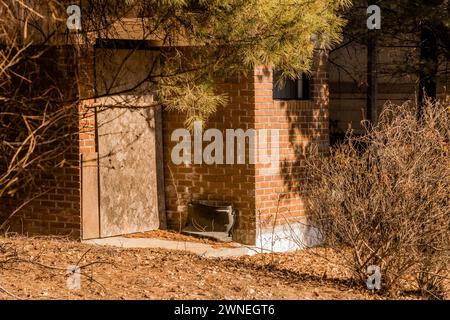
xmin=0 ymin=233 xmax=440 ymax=300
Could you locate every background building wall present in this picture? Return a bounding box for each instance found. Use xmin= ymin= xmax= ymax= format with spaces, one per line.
xmin=329 ymin=42 xmax=449 ymax=136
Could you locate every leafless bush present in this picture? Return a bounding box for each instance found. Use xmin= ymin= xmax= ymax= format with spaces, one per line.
xmin=305 ymin=101 xmax=450 ymax=298
xmin=0 ymin=1 xmax=79 ymax=229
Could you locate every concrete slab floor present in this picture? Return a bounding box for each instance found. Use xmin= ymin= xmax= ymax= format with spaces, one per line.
xmin=82 ymin=237 xmax=259 ymax=258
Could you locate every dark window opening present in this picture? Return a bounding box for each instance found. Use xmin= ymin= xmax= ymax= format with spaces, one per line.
xmin=273 ymin=70 xmax=310 ymax=100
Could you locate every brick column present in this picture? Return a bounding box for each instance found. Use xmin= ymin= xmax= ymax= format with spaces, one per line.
xmin=253 ymin=50 xmax=329 ymax=251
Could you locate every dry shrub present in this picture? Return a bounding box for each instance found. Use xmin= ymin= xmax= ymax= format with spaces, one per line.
xmin=305 ymin=101 xmax=450 ymax=298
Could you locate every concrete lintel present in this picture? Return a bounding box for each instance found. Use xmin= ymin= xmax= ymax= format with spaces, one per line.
xmin=80 ymin=94 xmax=155 ymax=108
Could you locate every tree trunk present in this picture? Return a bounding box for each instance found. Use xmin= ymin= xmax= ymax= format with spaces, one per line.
xmin=367 ymin=29 xmax=378 ymax=124
xmin=418 ymin=23 xmax=438 ymax=119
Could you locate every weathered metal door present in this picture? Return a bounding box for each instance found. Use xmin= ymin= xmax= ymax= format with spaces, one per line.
xmin=97 ymin=106 xmax=163 ymax=237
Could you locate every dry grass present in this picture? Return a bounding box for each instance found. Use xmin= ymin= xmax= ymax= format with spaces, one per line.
xmin=1 ymin=235 xmax=444 ymax=300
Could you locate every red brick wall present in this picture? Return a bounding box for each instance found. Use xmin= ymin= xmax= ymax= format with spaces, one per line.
xmin=0 ymin=46 xmax=82 ymax=237
xmin=1 ymin=160 xmax=81 ymax=237
xmin=163 ymin=49 xmax=330 ymax=245
xmin=77 ymin=45 xmax=97 ymax=155
xmin=163 ymin=72 xmax=259 ymax=244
